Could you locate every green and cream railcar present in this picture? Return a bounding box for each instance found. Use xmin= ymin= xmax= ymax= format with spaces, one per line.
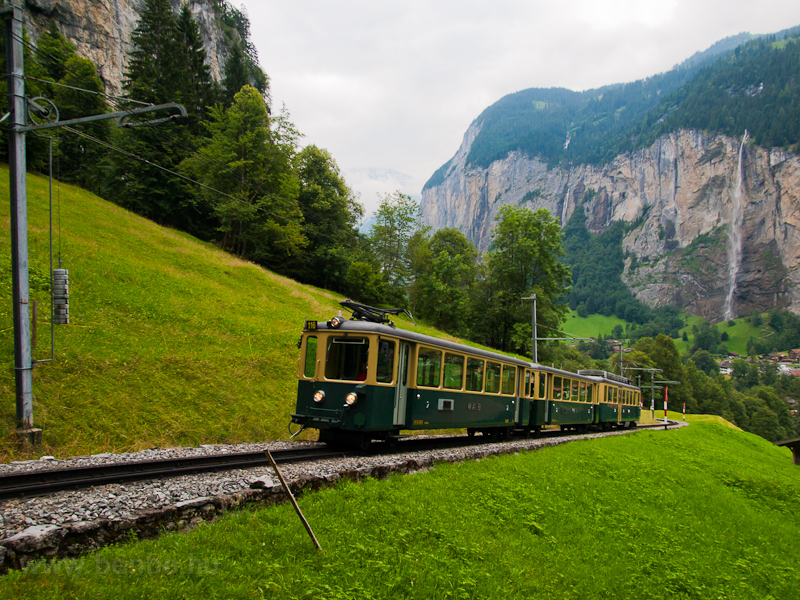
xmin=511 ymin=366 xmax=640 ymax=432
xmin=293 ymin=318 xmax=530 ymax=447
xmin=292 ymin=312 xmax=641 ymax=448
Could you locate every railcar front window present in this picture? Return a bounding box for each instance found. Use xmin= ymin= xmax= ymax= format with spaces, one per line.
xmin=485 ymin=362 xmax=501 ymax=394
xmin=501 ymin=366 xmax=516 ymax=395
xmin=444 ymin=353 xmax=464 ymax=390
xmin=376 ymin=340 xmax=396 ymax=383
xmin=325 ymin=337 xmax=369 ymax=381
xmin=466 ymin=358 xmax=484 ymax=392
xmin=304 ymin=336 xmax=317 ymax=378
xmin=417 ymin=347 xmax=442 ymax=388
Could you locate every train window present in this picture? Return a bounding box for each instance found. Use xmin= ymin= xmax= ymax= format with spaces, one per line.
xmin=538 ymin=373 xmax=548 ymax=399
xmin=325 ymin=336 xmax=369 ymax=381
xmin=485 ymin=362 xmax=501 ymax=394
xmin=376 ymin=340 xmax=396 ymax=384
xmin=572 ymin=380 xmax=580 ymax=402
xmin=303 ymin=336 xmax=317 ymax=378
xmin=553 ymin=376 xmax=563 ymax=400
xmin=579 ymin=382 xmax=586 ymax=402
xmin=587 ymin=384 xmax=594 ymax=403
xmin=525 ymin=371 xmax=532 ymax=398
xmin=444 ymin=353 xmax=465 ymax=390
xmin=563 ymin=379 xmax=572 ymax=401
xmin=501 ymin=366 xmax=516 ymax=395
xmin=417 ymin=347 xmax=442 ymax=388
xmin=466 ymin=357 xmax=484 ymax=392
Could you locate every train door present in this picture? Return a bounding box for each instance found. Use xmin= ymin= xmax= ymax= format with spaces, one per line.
xmin=393 ymin=342 xmax=411 ymax=426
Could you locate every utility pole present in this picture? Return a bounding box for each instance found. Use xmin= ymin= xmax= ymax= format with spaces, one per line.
xmin=3 ymin=2 xmax=38 ymax=447
xmin=3 ymin=1 xmax=186 ymax=448
xmin=522 ymin=294 xmax=590 ymax=364
xmin=522 ymin=294 xmax=538 ymax=363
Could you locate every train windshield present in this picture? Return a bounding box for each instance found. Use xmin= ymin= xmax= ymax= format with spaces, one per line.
xmin=325 ymin=336 xmax=370 ymax=381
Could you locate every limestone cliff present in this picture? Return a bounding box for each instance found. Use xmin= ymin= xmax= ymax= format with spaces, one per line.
xmin=420 ymin=128 xmax=800 ymax=321
xmin=21 ymin=0 xmax=231 ymax=95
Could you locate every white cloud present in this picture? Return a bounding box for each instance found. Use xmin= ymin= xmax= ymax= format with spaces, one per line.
xmin=238 ymin=0 xmax=800 ymax=205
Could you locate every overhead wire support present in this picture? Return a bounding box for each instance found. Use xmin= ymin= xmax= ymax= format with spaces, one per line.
xmin=521 ymin=294 xmax=591 ymax=364
xmin=21 ymin=98 xmax=187 ymax=132
xmin=2 ymin=0 xmax=187 ymax=447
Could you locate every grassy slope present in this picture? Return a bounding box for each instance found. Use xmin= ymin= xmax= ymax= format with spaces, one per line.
xmin=1 ymin=169 xmax=457 ymax=462
xmin=561 ymin=311 xmax=628 ymax=339
xmin=1 ymin=422 xmax=797 ymax=599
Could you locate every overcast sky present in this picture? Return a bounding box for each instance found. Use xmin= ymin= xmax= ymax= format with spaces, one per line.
xmin=237 ymin=0 xmax=800 ymax=216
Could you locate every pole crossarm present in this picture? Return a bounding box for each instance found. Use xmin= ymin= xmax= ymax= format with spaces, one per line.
xmin=19 ymin=102 xmax=187 ymax=132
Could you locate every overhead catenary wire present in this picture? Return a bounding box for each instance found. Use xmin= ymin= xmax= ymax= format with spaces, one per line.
xmin=23 ymin=74 xmax=151 ymax=107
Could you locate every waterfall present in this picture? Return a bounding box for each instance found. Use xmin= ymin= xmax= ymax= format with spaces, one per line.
xmin=723 ymin=131 xmax=748 ymax=320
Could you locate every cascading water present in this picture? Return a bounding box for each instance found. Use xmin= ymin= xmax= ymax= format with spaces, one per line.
xmin=723 ymin=131 xmax=748 ymax=320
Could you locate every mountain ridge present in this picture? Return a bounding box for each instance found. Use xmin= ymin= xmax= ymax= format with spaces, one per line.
xmin=421 ymin=27 xmax=800 ymax=322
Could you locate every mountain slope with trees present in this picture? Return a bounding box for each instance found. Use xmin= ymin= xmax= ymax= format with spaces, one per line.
xmin=426 ymin=24 xmax=800 ymax=189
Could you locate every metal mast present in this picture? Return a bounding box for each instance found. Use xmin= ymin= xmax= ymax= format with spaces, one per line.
xmin=3 ymin=2 xmax=38 ymax=445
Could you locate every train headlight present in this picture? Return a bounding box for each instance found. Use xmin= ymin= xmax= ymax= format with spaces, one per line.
xmin=329 ymin=316 xmax=345 ymax=328
xmin=345 ymin=392 xmax=358 ymax=406
xmin=313 ymin=390 xmax=325 ymax=403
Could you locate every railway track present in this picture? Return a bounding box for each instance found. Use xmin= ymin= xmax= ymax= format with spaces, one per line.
xmin=0 ymin=446 xmax=353 ymax=501
xmin=0 ymin=421 xmax=677 ymax=501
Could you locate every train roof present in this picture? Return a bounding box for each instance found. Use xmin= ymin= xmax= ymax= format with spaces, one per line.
xmin=305 ymin=318 xmax=531 ymax=368
xmin=305 ymin=318 xmax=639 ymax=390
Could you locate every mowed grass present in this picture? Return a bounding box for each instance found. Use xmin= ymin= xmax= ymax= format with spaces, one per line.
xmin=1 ymin=422 xmax=797 ymax=599
xmin=0 ymin=170 xmax=383 ymax=460
xmin=0 ymin=169 xmax=504 ymax=462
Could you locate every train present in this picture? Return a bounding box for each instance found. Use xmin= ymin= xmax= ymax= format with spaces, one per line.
xmin=291 ymin=301 xmax=641 ymax=449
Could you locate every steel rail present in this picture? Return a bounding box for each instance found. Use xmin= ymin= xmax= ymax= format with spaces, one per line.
xmin=0 ymin=447 xmax=351 ymax=501
xmin=0 ymin=421 xmax=677 ymax=501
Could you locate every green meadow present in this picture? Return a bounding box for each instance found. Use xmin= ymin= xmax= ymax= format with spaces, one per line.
xmin=0 ymin=168 xmax=496 ymax=462
xmin=1 ymin=422 xmax=797 ymax=599
xmin=0 ymin=169 xmax=422 ymax=460
xmin=564 ymin=309 xmax=782 ymax=357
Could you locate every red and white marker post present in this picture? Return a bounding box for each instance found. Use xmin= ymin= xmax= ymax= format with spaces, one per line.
xmin=663 ymin=385 xmax=669 ymax=429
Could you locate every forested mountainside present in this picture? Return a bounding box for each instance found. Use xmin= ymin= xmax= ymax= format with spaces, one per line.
xmin=21 ymin=0 xmax=260 ymax=95
xmin=422 ymin=29 xmax=800 ymax=322
xmin=425 ymin=25 xmax=800 ymax=189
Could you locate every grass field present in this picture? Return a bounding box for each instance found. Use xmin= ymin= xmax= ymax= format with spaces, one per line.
xmin=566 ymin=309 xmax=780 ymax=358
xmin=0 ymin=168 xmax=462 ymax=462
xmin=560 ymin=311 xmax=628 ymax=339
xmin=1 ymin=422 xmax=797 ymax=599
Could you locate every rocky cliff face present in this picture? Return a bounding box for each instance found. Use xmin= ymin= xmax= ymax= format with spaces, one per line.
xmin=22 ymin=0 xmax=230 ymax=95
xmin=421 ymin=128 xmax=800 ymax=321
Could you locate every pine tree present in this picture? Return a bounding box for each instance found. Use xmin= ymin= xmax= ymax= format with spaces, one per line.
xmin=101 ymin=0 xmax=217 ymax=236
